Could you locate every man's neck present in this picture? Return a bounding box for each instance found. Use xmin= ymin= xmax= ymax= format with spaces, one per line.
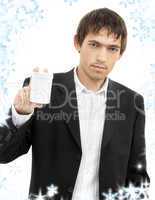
xmin=76 ymin=66 xmax=106 ymax=92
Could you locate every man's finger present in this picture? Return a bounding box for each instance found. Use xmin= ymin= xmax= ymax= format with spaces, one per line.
xmin=22 ymin=87 xmax=28 ymax=105
xmin=30 ymin=102 xmax=43 ymax=108
xmin=43 ymin=68 xmax=48 ymax=73
xmin=33 ymin=67 xmax=40 ymax=73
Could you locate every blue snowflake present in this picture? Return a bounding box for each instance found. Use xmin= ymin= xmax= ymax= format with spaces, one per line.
xmin=64 ymin=0 xmax=79 ymax=6
xmin=0 ymin=1 xmax=45 ymax=195
xmin=119 ymin=0 xmax=155 ymax=43
xmin=119 ymin=0 xmax=144 ymax=8
xmin=0 ymin=0 xmax=45 ymax=119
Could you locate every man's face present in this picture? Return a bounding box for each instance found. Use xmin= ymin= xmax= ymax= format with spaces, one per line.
xmin=74 ymin=28 xmax=122 ymax=81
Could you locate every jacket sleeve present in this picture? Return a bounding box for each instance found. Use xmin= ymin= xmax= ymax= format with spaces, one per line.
xmin=0 ymin=77 xmax=33 ymax=163
xmin=125 ymin=94 xmax=150 ymax=187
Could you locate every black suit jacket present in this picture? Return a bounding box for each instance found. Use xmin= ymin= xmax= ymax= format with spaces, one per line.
xmin=0 ymin=68 xmax=150 ymax=199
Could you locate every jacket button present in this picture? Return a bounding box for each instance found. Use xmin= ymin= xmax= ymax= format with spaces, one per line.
xmin=67 ymin=186 xmax=73 ymax=193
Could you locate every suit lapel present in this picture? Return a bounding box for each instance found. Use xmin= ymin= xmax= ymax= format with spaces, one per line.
xmin=53 ymin=68 xmax=119 ymax=153
xmin=53 ymin=68 xmax=82 ymax=152
xmin=100 ymin=80 xmax=119 ymax=150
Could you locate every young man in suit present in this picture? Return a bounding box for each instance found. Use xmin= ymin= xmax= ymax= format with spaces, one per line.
xmin=0 ymin=8 xmax=150 ymax=200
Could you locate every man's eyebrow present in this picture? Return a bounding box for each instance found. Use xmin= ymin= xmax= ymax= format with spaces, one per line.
xmin=88 ymin=40 xmax=121 ymax=48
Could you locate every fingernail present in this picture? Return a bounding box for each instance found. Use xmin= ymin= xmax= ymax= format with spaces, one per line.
xmin=43 ymin=68 xmax=48 ymax=73
xmin=33 ymin=67 xmax=39 ymax=72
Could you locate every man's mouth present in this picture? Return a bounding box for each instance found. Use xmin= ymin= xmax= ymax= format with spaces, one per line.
xmin=91 ymin=64 xmax=107 ymax=70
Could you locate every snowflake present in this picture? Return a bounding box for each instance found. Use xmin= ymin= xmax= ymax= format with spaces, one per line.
xmin=102 ymin=188 xmax=118 ymax=200
xmin=47 ymin=184 xmax=58 ymax=198
xmin=0 ymin=0 xmax=45 ymax=117
xmin=119 ymin=0 xmax=155 ymax=43
xmin=64 ymin=0 xmax=79 ymax=6
xmin=119 ymin=0 xmax=144 ymax=8
xmin=137 ymin=182 xmax=149 ymax=199
xmin=27 ymin=180 xmax=150 ymax=200
xmin=124 ymin=183 xmax=142 ymax=199
xmin=31 ymin=189 xmax=46 ymax=200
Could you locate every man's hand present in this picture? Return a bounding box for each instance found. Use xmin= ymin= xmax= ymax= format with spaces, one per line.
xmin=13 ymin=67 xmax=47 ymax=115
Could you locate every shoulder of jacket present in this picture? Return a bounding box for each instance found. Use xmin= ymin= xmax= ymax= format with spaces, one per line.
xmin=109 ymin=79 xmax=144 ymax=100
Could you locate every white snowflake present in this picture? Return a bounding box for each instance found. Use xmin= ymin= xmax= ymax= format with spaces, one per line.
xmin=32 ymin=189 xmax=47 ymax=200
xmin=124 ymin=183 xmax=143 ymax=200
xmin=28 ymin=180 xmax=150 ymax=200
xmin=137 ymin=181 xmax=149 ymax=199
xmin=117 ymin=188 xmax=129 ymax=200
xmin=47 ymin=184 xmax=58 ymax=198
xmin=102 ymin=188 xmax=118 ymax=200
xmin=64 ymin=0 xmax=79 ymax=6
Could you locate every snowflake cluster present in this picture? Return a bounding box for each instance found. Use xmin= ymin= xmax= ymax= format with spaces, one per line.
xmin=0 ymin=0 xmax=45 ymax=123
xmin=28 ymin=184 xmax=58 ymax=200
xmin=102 ymin=181 xmax=149 ymax=200
xmin=27 ymin=180 xmax=149 ymax=200
xmin=119 ymin=0 xmax=155 ymax=43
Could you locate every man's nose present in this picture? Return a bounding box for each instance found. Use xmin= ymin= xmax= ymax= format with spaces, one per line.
xmin=96 ymin=47 xmax=108 ymax=63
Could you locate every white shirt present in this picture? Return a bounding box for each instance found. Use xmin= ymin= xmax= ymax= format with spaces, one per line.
xmin=11 ymin=104 xmax=33 ymax=127
xmin=11 ymin=67 xmax=109 ymax=200
xmin=71 ymin=67 xmax=108 ymax=200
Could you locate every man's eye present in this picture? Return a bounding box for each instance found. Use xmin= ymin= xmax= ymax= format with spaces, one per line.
xmin=89 ymin=43 xmax=98 ymax=48
xmin=109 ymin=47 xmax=119 ymax=52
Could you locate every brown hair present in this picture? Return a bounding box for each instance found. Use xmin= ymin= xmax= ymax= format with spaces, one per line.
xmin=76 ymin=8 xmax=127 ymax=55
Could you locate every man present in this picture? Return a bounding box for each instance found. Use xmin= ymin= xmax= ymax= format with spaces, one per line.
xmin=0 ymin=8 xmax=150 ymax=200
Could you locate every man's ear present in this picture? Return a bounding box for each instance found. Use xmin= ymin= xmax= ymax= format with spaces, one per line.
xmin=74 ymin=35 xmax=80 ymax=53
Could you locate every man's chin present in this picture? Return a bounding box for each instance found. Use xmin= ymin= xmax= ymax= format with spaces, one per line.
xmin=90 ymin=74 xmax=106 ymax=81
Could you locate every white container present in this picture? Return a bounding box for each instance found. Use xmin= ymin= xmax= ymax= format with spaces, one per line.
xmin=30 ymin=72 xmax=53 ymax=104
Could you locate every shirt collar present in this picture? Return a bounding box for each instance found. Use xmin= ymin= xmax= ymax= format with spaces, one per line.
xmin=74 ymin=66 xmax=109 ymax=96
